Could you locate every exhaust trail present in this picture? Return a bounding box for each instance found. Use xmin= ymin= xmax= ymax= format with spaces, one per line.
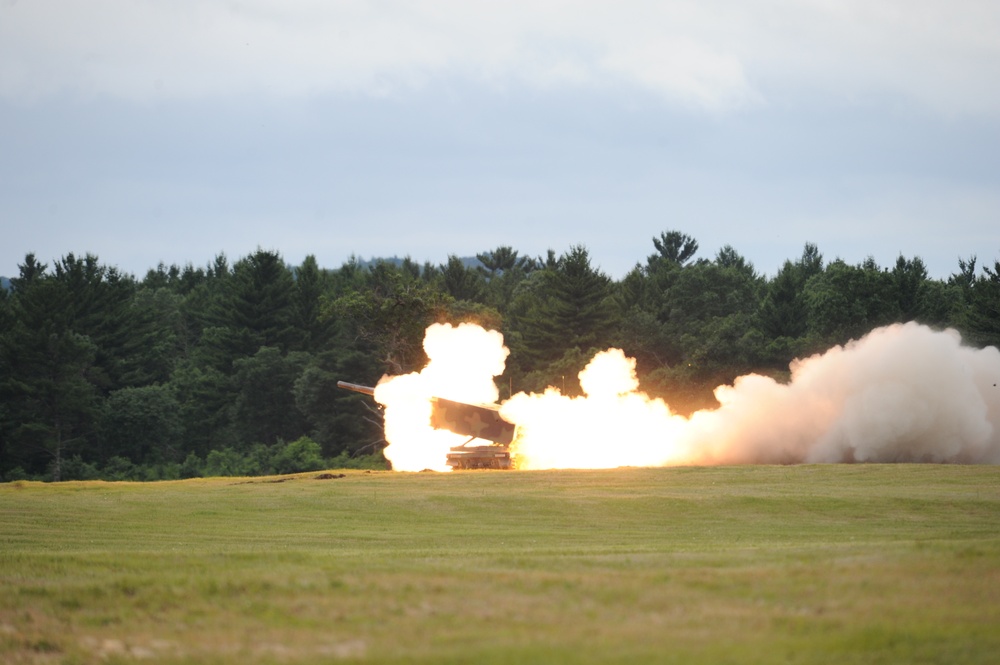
xmin=682 ymin=322 xmax=1000 ymax=464
xmin=374 ymin=322 xmax=1000 ymax=470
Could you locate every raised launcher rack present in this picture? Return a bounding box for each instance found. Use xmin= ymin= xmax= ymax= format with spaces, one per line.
xmin=337 ymin=381 xmax=517 ymax=470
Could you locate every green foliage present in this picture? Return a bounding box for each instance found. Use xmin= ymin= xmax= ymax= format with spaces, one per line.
xmin=476 ymin=246 xmax=539 ymax=315
xmin=443 ymin=299 xmax=504 ymax=332
xmin=956 ymin=257 xmax=1000 ymax=348
xmin=0 ymin=261 xmax=100 ymax=479
xmin=651 ymin=230 xmax=699 ymax=267
xmin=2 ymin=466 xmax=29 ymax=482
xmin=170 ymin=362 xmax=235 ymax=458
xmin=100 ymin=455 xmax=141 ymax=481
xmin=293 ymin=349 xmax=381 ymax=457
xmin=757 ymin=244 xmax=822 ymax=346
xmin=121 ymin=286 xmax=184 ymax=385
xmin=327 ymin=450 xmax=389 ymax=470
xmin=2 ymin=238 xmax=998 ymax=482
xmin=49 ymin=253 xmax=136 ymax=392
xmin=230 ymin=347 xmax=310 ymax=449
xmin=667 ymin=257 xmax=763 ymax=370
xmin=204 ymin=447 xmax=252 ymax=477
xmin=511 ymin=245 xmax=617 ymax=369
xmin=438 ymin=254 xmax=485 ymax=301
xmin=180 ymin=452 xmax=204 ymax=478
xmin=803 ymin=258 xmax=896 ymax=345
xmin=100 ymin=384 xmax=183 ymax=465
xmin=186 ymin=437 xmax=365 ymax=477
xmin=292 ymin=254 xmax=335 ymax=353
xmin=226 ymin=249 xmax=299 ymax=355
xmin=326 ymin=260 xmax=451 ymax=374
xmin=624 ymin=234 xmax=765 ymax=393
xmin=58 ymin=455 xmax=100 ymax=481
xmin=271 ymin=436 xmax=325 ymax=474
xmin=518 ymin=346 xmax=596 ymax=396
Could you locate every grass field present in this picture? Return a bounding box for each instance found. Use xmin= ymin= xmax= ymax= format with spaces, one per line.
xmin=1 ymin=465 xmax=999 ymax=664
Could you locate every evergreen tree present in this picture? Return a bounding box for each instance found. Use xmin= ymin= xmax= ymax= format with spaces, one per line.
xmin=664 ymin=249 xmax=764 ymax=369
xmin=607 ymin=233 xmax=700 ymax=372
xmin=0 ymin=263 xmax=99 ymax=479
xmin=961 ymin=257 xmax=1000 ymax=348
xmin=514 ymin=245 xmax=617 ymax=367
xmin=293 ymin=254 xmax=334 ymax=353
xmin=230 ymin=347 xmax=310 ymax=449
xmin=803 ymin=257 xmax=896 ymax=346
xmin=439 ymin=255 xmax=485 ymax=302
xmin=327 ymin=261 xmax=450 ymax=374
xmin=225 ymin=249 xmax=298 ymax=356
xmin=891 ymin=255 xmax=929 ymax=321
xmin=174 ymin=255 xmax=230 ymax=361
xmin=476 ymin=246 xmax=538 ymax=316
xmin=50 ymin=253 xmax=136 ymax=394
xmin=294 ymin=348 xmax=382 ymax=457
xmin=651 ymin=230 xmax=699 ymax=267
xmin=756 ymin=243 xmax=824 ymax=366
xmin=170 ymin=362 xmax=234 ymax=458
xmin=121 ymin=286 xmax=184 ymax=386
xmin=100 ymin=385 xmax=183 ymax=465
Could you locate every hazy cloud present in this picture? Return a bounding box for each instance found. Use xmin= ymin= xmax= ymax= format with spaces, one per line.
xmin=2 ymin=1 xmax=999 ymax=280
xmin=3 ymin=1 xmax=999 ymax=114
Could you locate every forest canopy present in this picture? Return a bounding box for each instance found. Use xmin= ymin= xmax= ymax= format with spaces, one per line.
xmin=2 ymin=232 xmax=998 ymax=481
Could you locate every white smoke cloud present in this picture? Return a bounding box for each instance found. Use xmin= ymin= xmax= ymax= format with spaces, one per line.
xmin=684 ymin=322 xmax=1000 ymax=464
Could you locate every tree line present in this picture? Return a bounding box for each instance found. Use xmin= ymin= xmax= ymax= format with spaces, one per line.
xmin=1 ymin=231 xmax=998 ymax=481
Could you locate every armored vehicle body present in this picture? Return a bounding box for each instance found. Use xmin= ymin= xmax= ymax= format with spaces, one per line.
xmin=337 ymin=381 xmax=516 ymax=469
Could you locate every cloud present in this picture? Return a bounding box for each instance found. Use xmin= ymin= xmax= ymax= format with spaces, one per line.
xmin=600 ymin=38 xmax=760 ymax=111
xmin=3 ymin=1 xmax=999 ymax=114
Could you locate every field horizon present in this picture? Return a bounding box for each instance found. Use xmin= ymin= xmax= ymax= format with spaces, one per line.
xmin=2 ymin=464 xmax=998 ymax=663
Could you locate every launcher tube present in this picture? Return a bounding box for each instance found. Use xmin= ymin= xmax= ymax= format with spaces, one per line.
xmin=336 ymin=381 xmax=376 ymax=397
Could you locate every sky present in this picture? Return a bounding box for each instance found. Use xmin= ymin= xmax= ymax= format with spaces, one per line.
xmin=2 ymin=0 xmax=999 ymax=282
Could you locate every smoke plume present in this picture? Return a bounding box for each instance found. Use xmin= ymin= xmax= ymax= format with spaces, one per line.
xmin=377 ymin=322 xmax=1000 ymax=469
xmin=682 ymin=322 xmax=1000 ymax=464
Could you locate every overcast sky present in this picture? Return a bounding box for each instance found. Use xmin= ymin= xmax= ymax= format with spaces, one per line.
xmin=2 ymin=0 xmax=999 ymax=281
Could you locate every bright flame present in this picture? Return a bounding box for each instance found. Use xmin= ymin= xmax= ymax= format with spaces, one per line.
xmin=374 ymin=322 xmax=508 ymax=471
xmin=502 ymin=349 xmax=691 ymax=469
xmin=374 ymin=321 xmax=1000 ymax=470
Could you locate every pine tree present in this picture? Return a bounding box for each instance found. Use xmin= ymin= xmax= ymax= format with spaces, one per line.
xmin=0 ymin=263 xmax=98 ymax=479
xmin=514 ymin=245 xmax=617 ymax=367
xmin=439 ymin=255 xmax=485 ymax=302
xmin=226 ymin=249 xmax=298 ymax=356
xmin=293 ymin=255 xmax=334 ymax=353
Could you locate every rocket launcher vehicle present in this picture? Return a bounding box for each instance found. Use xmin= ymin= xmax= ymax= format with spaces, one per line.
xmin=337 ymin=381 xmax=515 ymax=469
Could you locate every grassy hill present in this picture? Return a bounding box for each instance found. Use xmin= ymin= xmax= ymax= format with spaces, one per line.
xmin=2 ymin=465 xmax=998 ymax=664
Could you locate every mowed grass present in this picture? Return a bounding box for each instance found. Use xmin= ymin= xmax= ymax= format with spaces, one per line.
xmin=1 ymin=465 xmax=999 ymax=664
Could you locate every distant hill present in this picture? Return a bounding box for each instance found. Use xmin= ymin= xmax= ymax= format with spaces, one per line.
xmin=0 ymin=257 xmax=486 ymax=290
xmin=352 ymin=256 xmax=483 ymax=270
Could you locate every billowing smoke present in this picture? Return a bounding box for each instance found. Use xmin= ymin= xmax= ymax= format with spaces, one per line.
xmin=682 ymin=323 xmax=1000 ymax=464
xmin=376 ymin=322 xmax=1000 ymax=469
